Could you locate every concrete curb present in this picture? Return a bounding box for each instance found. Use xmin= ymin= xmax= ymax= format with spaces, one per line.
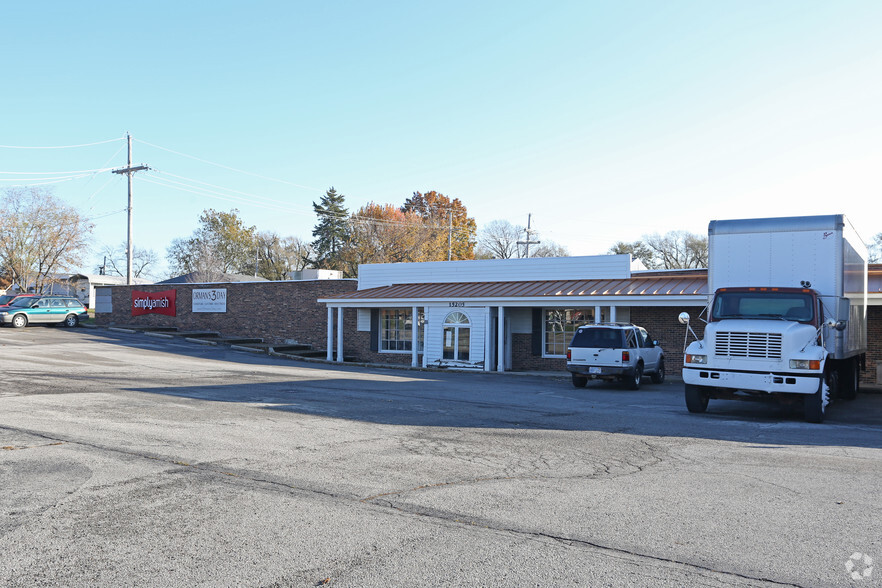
xmin=230 ymin=344 xmax=265 ymax=353
xmin=185 ymin=337 xmax=218 ymax=345
xmin=108 ymin=327 xmax=136 ymax=334
xmin=144 ymin=331 xmax=174 ymax=339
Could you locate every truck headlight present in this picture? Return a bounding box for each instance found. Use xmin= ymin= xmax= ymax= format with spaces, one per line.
xmin=685 ymin=354 xmax=707 ymax=364
xmin=789 ymin=359 xmax=821 ymax=370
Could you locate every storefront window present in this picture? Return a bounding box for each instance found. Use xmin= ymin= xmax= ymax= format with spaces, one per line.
xmin=380 ymin=308 xmax=424 ymax=353
xmin=544 ymin=308 xmax=594 ymax=357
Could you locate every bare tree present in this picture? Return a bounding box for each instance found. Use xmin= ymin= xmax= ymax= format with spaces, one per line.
xmin=100 ymin=242 xmax=159 ymax=279
xmin=0 ymin=187 xmax=92 ymax=292
xmin=607 ymin=240 xmax=655 ymax=268
xmin=643 ymin=231 xmax=707 ymax=269
xmin=531 ymin=240 xmax=570 ymax=258
xmin=477 ymin=220 xmax=524 ymax=259
xmin=609 ymin=232 xmax=707 ymax=269
xmin=869 ymin=233 xmax=881 ymax=263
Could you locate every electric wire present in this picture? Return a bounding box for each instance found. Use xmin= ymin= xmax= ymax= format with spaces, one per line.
xmin=0 ymin=167 xmax=117 ymax=175
xmin=0 ymin=138 xmax=123 ymax=149
xmin=135 ymin=139 xmax=323 ymax=192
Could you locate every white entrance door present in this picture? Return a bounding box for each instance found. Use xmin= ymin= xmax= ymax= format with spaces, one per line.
xmin=442 ymin=311 xmax=471 ymax=361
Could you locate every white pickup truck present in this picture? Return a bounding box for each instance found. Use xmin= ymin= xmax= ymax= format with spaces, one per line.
xmin=566 ymin=323 xmax=665 ymax=389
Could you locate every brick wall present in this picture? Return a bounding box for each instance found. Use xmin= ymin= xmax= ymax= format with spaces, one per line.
xmin=507 ymin=306 xmax=704 ymax=375
xmin=865 ymin=305 xmax=881 ymax=384
xmin=97 ymin=280 xmax=359 ymax=353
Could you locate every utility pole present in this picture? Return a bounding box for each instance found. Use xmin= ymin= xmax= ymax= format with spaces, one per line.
xmin=447 ymin=210 xmax=453 ymax=261
xmin=517 ymin=213 xmax=540 ymax=258
xmin=112 ymin=133 xmax=149 ymax=285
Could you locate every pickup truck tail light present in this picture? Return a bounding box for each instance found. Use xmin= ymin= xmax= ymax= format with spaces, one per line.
xmin=566 ymin=349 xmax=571 ymax=361
xmin=622 ymin=351 xmax=630 ymax=362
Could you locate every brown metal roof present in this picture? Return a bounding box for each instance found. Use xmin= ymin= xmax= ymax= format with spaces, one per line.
xmin=327 ymin=270 xmax=709 ymax=301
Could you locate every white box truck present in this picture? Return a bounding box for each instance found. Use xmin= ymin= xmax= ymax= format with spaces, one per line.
xmin=679 ymin=214 xmax=868 ymax=423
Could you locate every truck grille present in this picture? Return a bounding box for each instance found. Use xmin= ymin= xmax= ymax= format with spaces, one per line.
xmin=714 ymin=332 xmax=783 ymax=360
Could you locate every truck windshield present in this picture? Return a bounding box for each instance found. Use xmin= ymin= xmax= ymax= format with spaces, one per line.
xmin=711 ymin=292 xmax=814 ymax=322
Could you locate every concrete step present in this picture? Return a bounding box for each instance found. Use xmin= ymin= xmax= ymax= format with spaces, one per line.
xmin=170 ymin=331 xmax=221 ymax=339
xmin=113 ymin=325 xmax=178 ymax=332
xmin=215 ymin=337 xmax=264 ymax=345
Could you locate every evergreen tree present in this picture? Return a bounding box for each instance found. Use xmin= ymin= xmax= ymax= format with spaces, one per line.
xmin=311 ymin=187 xmax=349 ymax=271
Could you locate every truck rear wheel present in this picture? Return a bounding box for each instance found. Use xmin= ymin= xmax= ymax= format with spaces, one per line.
xmin=685 ymin=384 xmax=709 ymax=413
xmin=838 ymin=358 xmax=859 ymax=401
xmin=571 ymin=374 xmax=588 ymax=388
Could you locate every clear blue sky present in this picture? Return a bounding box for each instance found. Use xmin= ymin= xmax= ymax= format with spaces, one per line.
xmin=2 ymin=1 xmax=880 ymax=277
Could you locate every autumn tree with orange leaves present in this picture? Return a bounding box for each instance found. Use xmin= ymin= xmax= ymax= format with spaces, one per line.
xmin=401 ymin=191 xmax=477 ymax=261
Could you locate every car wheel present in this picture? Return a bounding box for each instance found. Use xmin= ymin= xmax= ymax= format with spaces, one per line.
xmin=64 ymin=314 xmax=79 ymax=328
xmin=626 ymin=363 xmax=643 ymax=390
xmin=11 ymin=314 xmax=28 ymax=329
xmin=685 ymin=384 xmax=709 ymax=413
xmin=571 ymin=374 xmax=588 ymax=388
xmin=651 ymin=358 xmax=665 ymax=384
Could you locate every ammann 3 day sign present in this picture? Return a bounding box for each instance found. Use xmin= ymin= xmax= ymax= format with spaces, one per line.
xmin=131 ymin=290 xmax=177 ymax=317
xmin=192 ymin=288 xmax=227 ymax=313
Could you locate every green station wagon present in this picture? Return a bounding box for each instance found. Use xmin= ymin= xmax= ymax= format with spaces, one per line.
xmin=0 ymin=295 xmax=88 ymax=328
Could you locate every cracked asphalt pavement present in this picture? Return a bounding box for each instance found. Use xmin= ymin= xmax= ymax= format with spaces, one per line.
xmin=1 ymin=327 xmax=881 ymax=587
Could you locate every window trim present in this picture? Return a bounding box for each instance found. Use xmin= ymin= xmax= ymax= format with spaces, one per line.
xmin=378 ymin=307 xmax=424 ymax=355
xmin=541 ymin=307 xmax=596 ymax=358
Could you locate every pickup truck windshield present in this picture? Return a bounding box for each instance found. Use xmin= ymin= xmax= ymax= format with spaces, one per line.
xmin=711 ymin=291 xmax=814 ymax=322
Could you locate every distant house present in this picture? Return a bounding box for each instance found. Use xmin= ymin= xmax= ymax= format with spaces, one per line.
xmin=67 ymin=274 xmax=154 ymax=308
xmin=158 ymin=271 xmax=270 ymax=284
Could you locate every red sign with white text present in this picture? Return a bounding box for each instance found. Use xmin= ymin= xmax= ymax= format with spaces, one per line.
xmin=131 ymin=289 xmax=177 ymax=317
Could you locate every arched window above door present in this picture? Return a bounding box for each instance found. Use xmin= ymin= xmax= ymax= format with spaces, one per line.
xmin=444 ymin=311 xmax=470 ymax=325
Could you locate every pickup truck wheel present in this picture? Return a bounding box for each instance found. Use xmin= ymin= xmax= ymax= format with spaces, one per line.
xmin=571 ymin=374 xmax=588 ymax=388
xmin=685 ymin=384 xmax=709 ymax=413
xmin=805 ymin=375 xmax=832 ymax=423
xmin=11 ymin=314 xmax=28 ymax=329
xmin=650 ymin=358 xmax=665 ymax=384
xmin=626 ymin=363 xmax=643 ymax=390
xmin=837 ymin=359 xmax=858 ymax=401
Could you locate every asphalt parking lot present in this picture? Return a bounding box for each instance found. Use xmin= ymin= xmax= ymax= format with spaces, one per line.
xmin=1 ymin=326 xmax=881 ymax=587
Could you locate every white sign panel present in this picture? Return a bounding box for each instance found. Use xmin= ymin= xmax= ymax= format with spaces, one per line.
xmin=192 ymin=288 xmax=227 ymax=313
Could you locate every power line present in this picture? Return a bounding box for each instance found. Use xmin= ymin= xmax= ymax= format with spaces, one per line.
xmin=0 ymin=167 xmax=116 ymax=175
xmin=135 ymin=138 xmax=323 ymax=192
xmin=0 ymin=138 xmax=123 ymax=149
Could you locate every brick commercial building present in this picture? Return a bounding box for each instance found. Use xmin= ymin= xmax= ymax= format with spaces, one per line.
xmin=94 ymin=257 xmax=882 ymax=384
xmin=320 ymin=257 xmax=882 ymax=383
xmin=95 ymin=278 xmax=358 ymax=353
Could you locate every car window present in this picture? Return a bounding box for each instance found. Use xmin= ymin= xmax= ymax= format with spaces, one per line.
xmin=66 ymin=299 xmax=84 ymax=308
xmin=638 ymin=328 xmax=651 ymax=348
xmin=36 ymin=299 xmax=49 ymax=308
xmin=50 ymin=299 xmax=66 ymax=308
xmin=626 ymin=330 xmax=638 ymax=348
xmin=570 ymin=328 xmax=621 ymax=348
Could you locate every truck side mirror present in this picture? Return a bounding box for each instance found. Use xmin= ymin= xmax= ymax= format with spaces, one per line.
xmin=678 ymin=312 xmax=690 ymax=325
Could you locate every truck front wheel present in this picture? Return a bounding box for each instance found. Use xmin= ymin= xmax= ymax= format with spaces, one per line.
xmin=805 ymin=374 xmax=833 ymax=423
xmin=685 ymin=384 xmax=709 ymax=413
